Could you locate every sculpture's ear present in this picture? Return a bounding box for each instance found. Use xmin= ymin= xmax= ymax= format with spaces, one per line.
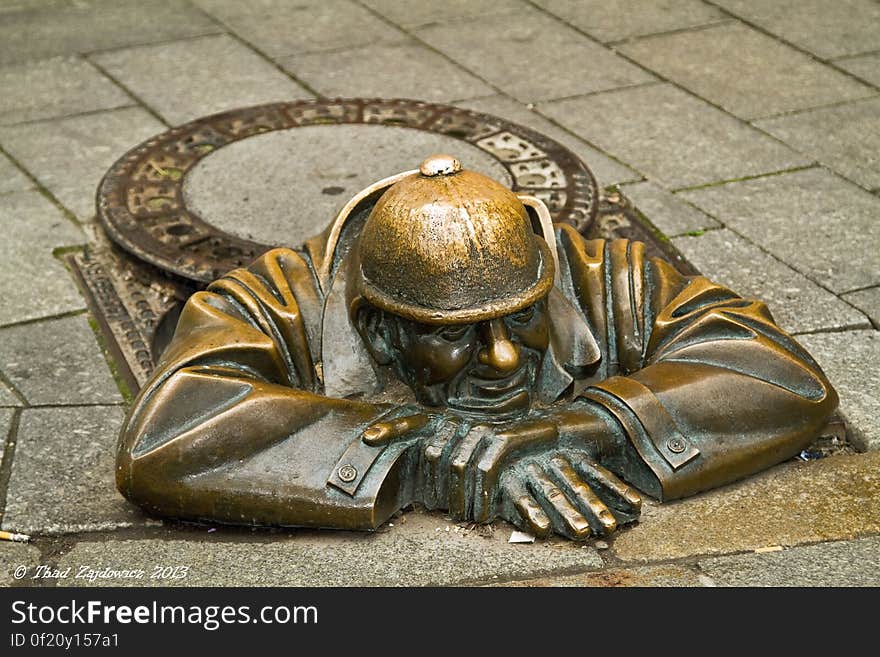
xmin=354 ymin=304 xmax=395 ymax=365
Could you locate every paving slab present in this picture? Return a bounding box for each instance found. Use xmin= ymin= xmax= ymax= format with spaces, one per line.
xmin=280 ymin=42 xmax=493 ymax=104
xmin=678 ymin=168 xmax=880 ymax=294
xmin=56 ymin=512 xmax=603 ymax=586
xmin=0 ymin=152 xmax=32 ymax=195
xmin=712 ymin=0 xmax=880 ymax=59
xmin=0 ymin=385 xmax=20 ymax=408
xmin=755 ymin=97 xmax=880 ymax=191
xmin=0 ymin=315 xmax=122 ymax=406
xmin=538 ymin=83 xmax=810 ymax=189
xmin=183 ymin=124 xmax=511 ymax=246
xmin=797 ymin=330 xmax=880 ymax=452
xmin=531 ymin=0 xmax=725 ymax=43
xmin=0 ymin=408 xmax=13 ymax=447
xmin=361 ymin=0 xmax=525 ymax=29
xmin=835 ymin=53 xmax=880 ymax=88
xmin=91 ymin=35 xmax=312 ymax=127
xmin=0 ymin=57 xmax=131 ymax=126
xmin=842 ymin=287 xmax=880 ymax=327
xmin=618 ymin=23 xmax=875 ymax=120
xmin=0 ymin=0 xmax=222 ymax=66
xmin=672 ymin=229 xmax=870 ymax=334
xmin=620 ymin=181 xmax=720 ymax=236
xmin=1 ymin=406 xmax=148 ymax=536
xmin=610 ymin=450 xmax=880 ymax=563
xmin=0 ymin=191 xmax=85 ymax=326
xmin=497 ymin=564 xmax=706 ymax=587
xmin=193 ymin=0 xmax=406 ymax=59
xmin=0 ymin=107 xmax=165 ymax=222
xmin=456 ymin=95 xmax=640 ymax=187
xmin=0 ymin=542 xmax=41 ymax=587
xmin=698 ymin=537 xmax=880 ymax=586
xmin=415 ymin=8 xmax=655 ymax=103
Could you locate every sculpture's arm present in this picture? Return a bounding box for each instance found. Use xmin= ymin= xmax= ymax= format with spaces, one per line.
xmin=559 ymin=227 xmax=838 ymax=501
xmin=116 ymin=248 xmax=418 ymax=530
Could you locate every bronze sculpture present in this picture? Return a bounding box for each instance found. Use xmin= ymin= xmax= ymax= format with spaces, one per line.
xmin=116 ymin=154 xmax=838 ymax=540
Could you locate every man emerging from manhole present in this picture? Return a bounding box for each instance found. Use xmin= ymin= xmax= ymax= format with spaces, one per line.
xmin=117 ymin=154 xmax=837 ymax=540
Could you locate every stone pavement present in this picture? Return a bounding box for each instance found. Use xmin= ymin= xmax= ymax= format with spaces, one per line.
xmin=0 ymin=0 xmax=878 ymax=587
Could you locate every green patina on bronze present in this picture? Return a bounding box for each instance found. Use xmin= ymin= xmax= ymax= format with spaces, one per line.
xmin=115 ymin=155 xmax=838 ymax=541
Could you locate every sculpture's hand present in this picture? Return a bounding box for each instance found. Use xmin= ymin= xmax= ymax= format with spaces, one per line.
xmin=361 ymin=413 xmax=430 ymax=446
xmin=501 ymin=452 xmax=641 ymax=540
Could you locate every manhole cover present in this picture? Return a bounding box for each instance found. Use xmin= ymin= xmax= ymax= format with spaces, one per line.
xmin=97 ymin=98 xmax=599 ymax=284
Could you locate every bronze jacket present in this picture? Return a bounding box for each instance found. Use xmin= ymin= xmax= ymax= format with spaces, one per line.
xmin=117 ymin=224 xmax=837 ymax=529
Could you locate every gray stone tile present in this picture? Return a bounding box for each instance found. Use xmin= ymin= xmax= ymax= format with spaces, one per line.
xmin=532 ymin=0 xmax=725 ymax=43
xmin=91 ymin=35 xmax=312 ymax=127
xmin=183 ymin=124 xmax=512 ymax=247
xmin=193 ymin=0 xmax=406 ymax=59
xmin=797 ymin=330 xmax=880 ymax=452
xmin=0 ymin=383 xmax=21 ymax=408
xmin=698 ymin=537 xmax=880 ymax=586
xmin=619 ymin=23 xmax=875 ymax=120
xmin=0 ymin=57 xmax=131 ymax=126
xmin=0 ymin=108 xmax=165 ymax=221
xmin=0 ymin=315 xmax=122 ymax=406
xmin=612 ymin=450 xmax=880 ymax=562
xmin=842 ymin=287 xmax=880 ymax=327
xmin=456 ymin=95 xmax=641 ymax=187
xmin=498 ymin=564 xmax=705 ymax=587
xmin=279 ymin=41 xmax=492 ymax=104
xmin=0 ymin=0 xmax=222 ymax=66
xmin=538 ymin=83 xmax=810 ymax=189
xmin=361 ymin=0 xmax=525 ymax=28
xmin=0 ymin=152 xmax=32 ymax=195
xmin=56 ymin=511 xmax=603 ymax=586
xmin=0 ymin=542 xmax=41 ymax=587
xmin=755 ymin=98 xmax=880 ymax=191
xmin=2 ymin=406 xmax=147 ymax=535
xmin=713 ymin=0 xmax=880 ymax=59
xmin=835 ymin=53 xmax=880 ymax=87
xmin=0 ymin=408 xmax=12 ymax=444
xmin=672 ymin=229 xmax=870 ymax=334
xmin=0 ymin=191 xmax=85 ymax=325
xmin=620 ymin=181 xmax=720 ymax=236
xmin=679 ymin=168 xmax=880 ymax=294
xmin=415 ymin=8 xmax=655 ymax=103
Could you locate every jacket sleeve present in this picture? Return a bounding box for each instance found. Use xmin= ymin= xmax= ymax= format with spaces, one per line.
xmin=557 ymin=226 xmax=838 ymax=501
xmin=116 ymin=248 xmax=414 ymax=530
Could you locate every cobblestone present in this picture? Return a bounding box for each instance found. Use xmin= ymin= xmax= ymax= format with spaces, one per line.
xmin=0 ymin=315 xmax=122 ymax=406
xmin=91 ymin=35 xmax=312 ymax=126
xmin=0 ymin=57 xmax=131 ymax=126
xmin=620 ymin=181 xmax=720 ymax=236
xmin=539 ymin=83 xmax=809 ymax=189
xmin=416 ymin=8 xmax=654 ymax=103
xmin=835 ymin=53 xmax=880 ymax=88
xmin=0 ymin=152 xmax=33 ymax=195
xmin=1 ymin=406 xmax=147 ymax=535
xmin=0 ymin=108 xmax=164 ymax=221
xmin=842 ymin=287 xmax=880 ymax=327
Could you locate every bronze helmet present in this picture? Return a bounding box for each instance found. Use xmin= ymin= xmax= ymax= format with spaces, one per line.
xmin=355 ymin=154 xmax=556 ymax=325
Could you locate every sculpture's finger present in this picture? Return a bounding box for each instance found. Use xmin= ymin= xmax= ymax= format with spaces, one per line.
xmin=503 ymin=477 xmax=551 ymax=538
xmin=361 ymin=413 xmax=429 ymax=446
xmin=549 ymin=456 xmax=617 ymax=536
xmin=569 ymin=453 xmax=642 ymax=520
xmin=472 ymin=419 xmax=557 ymax=523
xmin=422 ymin=421 xmax=463 ymax=510
xmin=525 ymin=463 xmax=592 ymax=540
xmin=448 ymin=426 xmax=491 ymax=520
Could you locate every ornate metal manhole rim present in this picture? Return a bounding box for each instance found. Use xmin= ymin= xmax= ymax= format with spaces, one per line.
xmin=97 ymin=97 xmax=599 ymax=284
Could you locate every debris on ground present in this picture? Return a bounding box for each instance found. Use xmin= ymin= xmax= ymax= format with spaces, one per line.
xmin=509 ymin=530 xmax=536 ymax=544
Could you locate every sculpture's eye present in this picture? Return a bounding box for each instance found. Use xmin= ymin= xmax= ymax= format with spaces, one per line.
xmin=438 ymin=325 xmax=471 ymax=342
xmin=510 ymin=305 xmax=535 ymax=325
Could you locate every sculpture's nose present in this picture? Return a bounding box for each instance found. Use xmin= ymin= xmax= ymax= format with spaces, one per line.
xmin=478 ymin=318 xmax=520 ymax=374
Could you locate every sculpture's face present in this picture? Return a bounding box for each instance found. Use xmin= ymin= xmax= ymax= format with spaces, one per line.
xmin=385 ymin=299 xmax=550 ymax=416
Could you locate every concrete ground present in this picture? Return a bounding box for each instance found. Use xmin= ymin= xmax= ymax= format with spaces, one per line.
xmin=1 ymin=0 xmax=878 ymax=587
